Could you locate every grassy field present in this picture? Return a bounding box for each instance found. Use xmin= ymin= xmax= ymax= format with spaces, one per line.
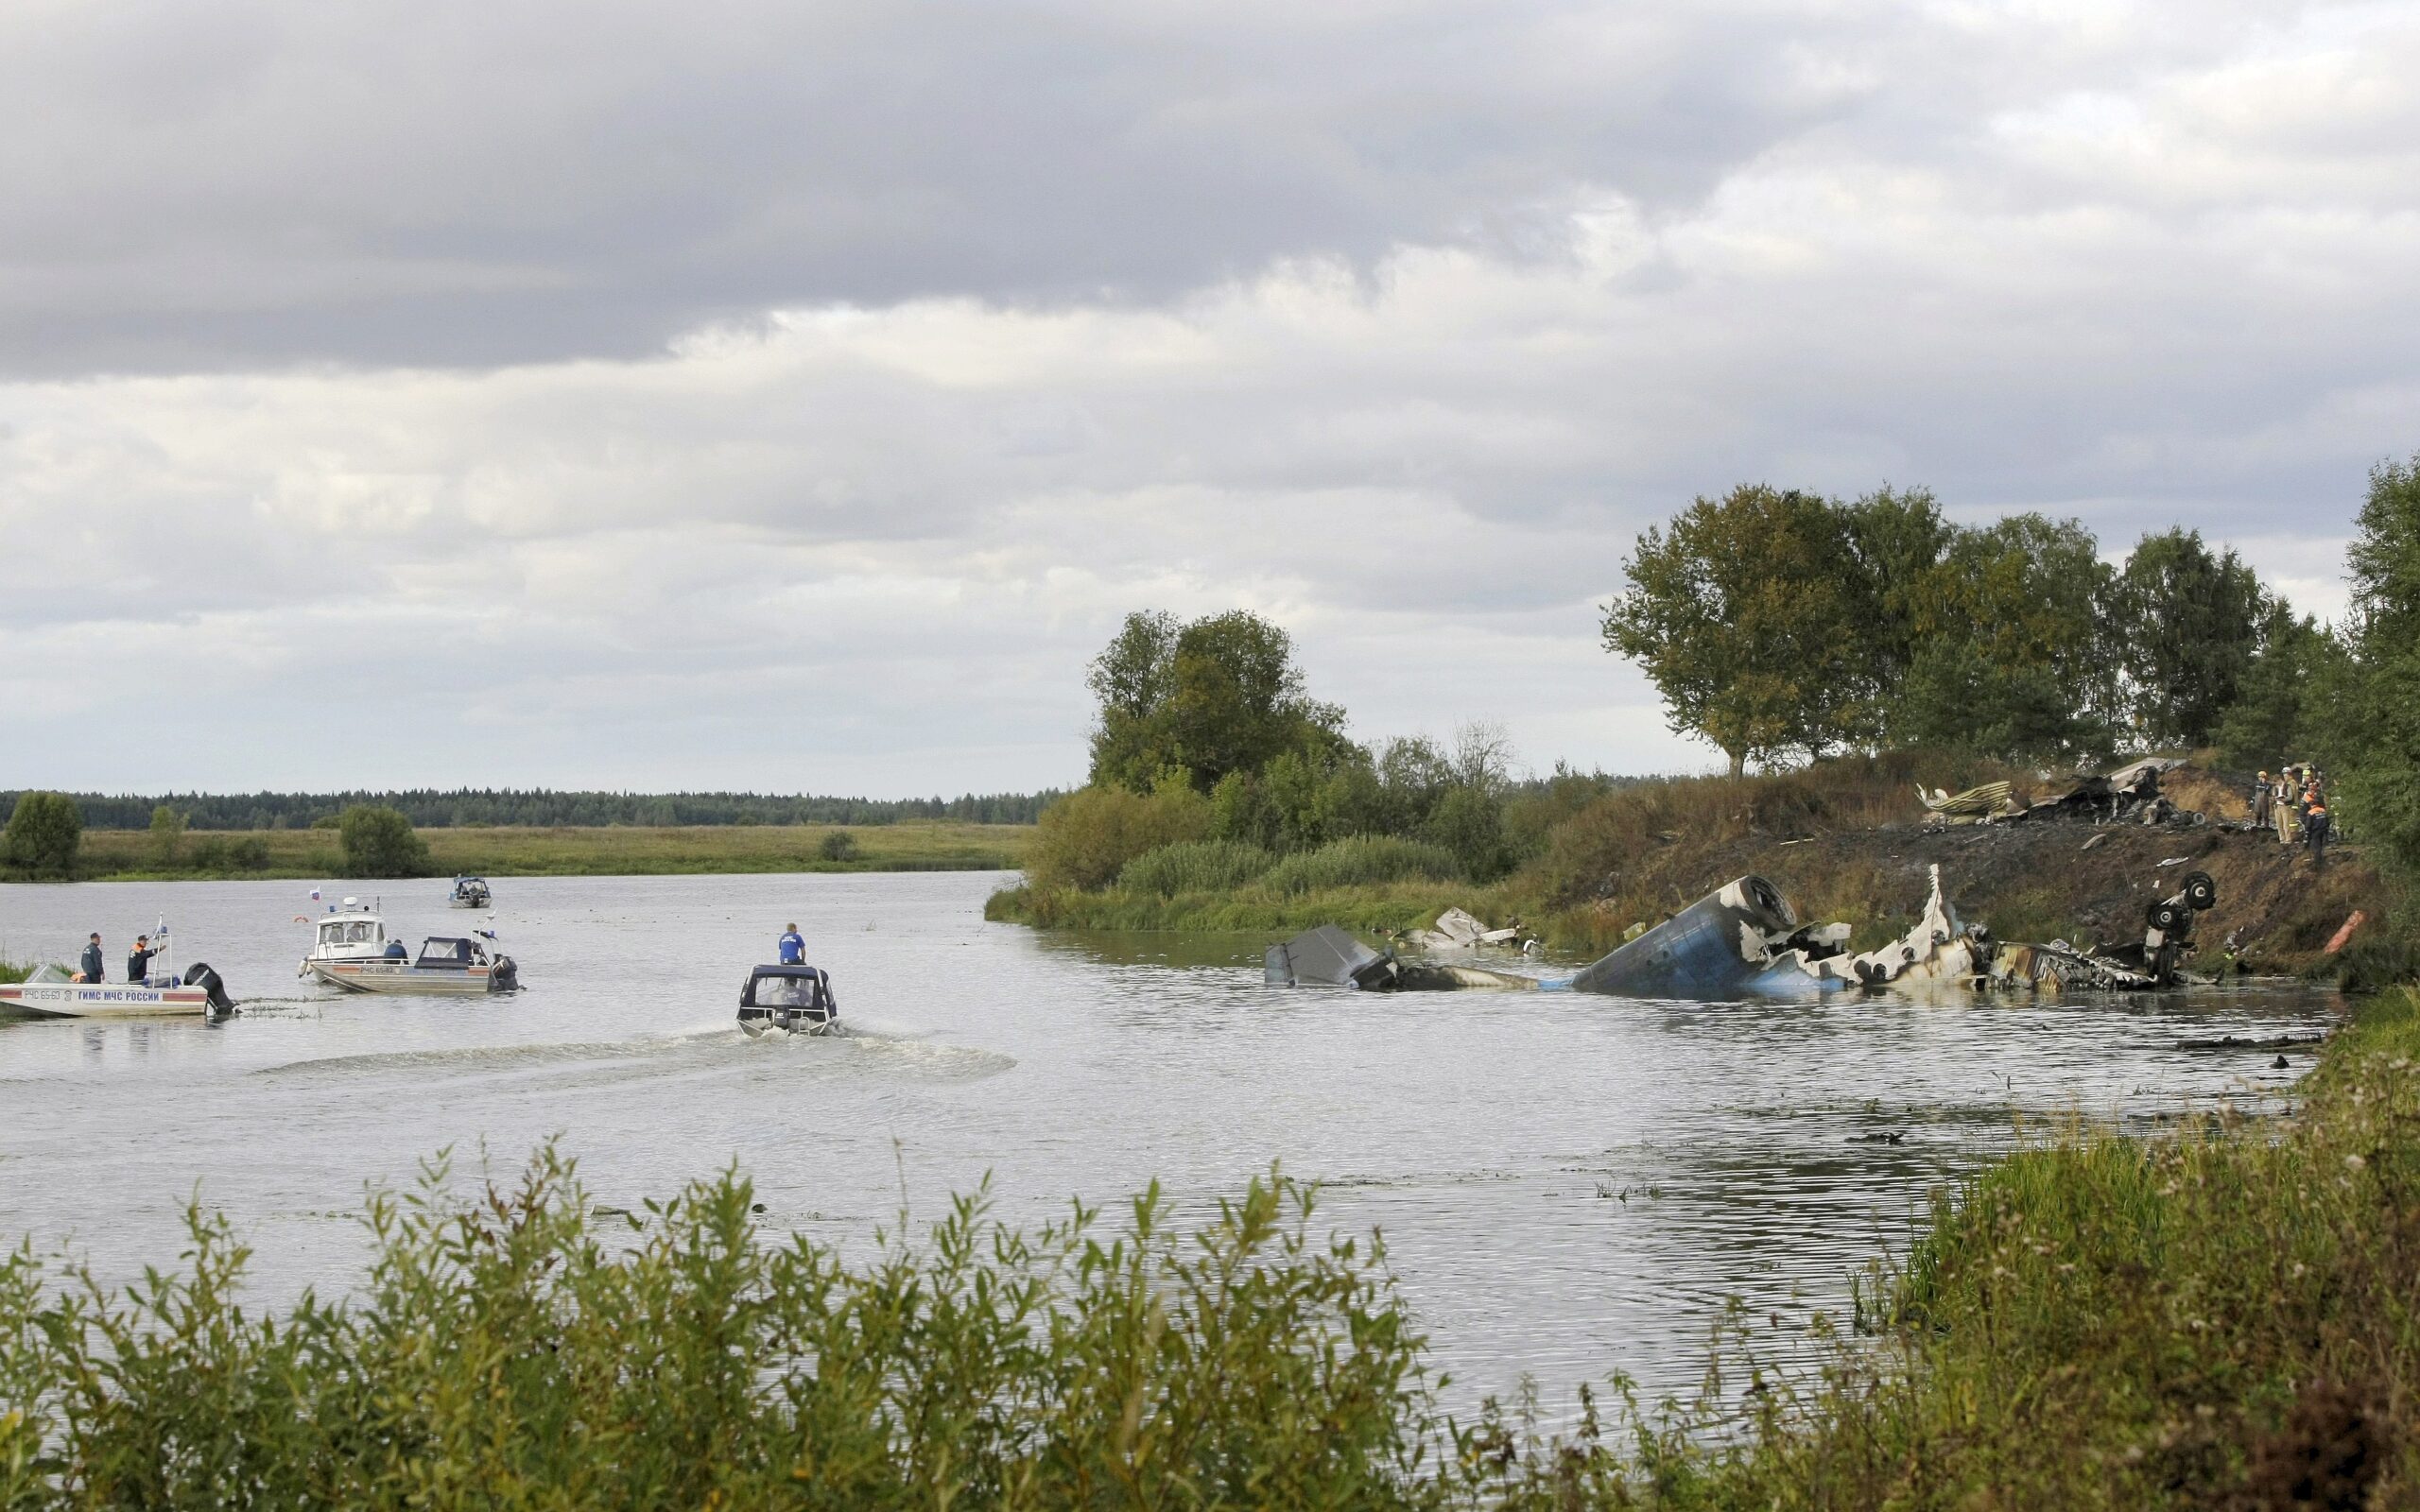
xmin=74 ymin=821 xmax=1031 ymax=881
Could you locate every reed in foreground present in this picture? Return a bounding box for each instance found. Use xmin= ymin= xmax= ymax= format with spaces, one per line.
xmin=0 ymin=1160 xmax=1450 ymax=1511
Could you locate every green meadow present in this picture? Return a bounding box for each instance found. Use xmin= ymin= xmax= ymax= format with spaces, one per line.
xmin=74 ymin=821 xmax=1030 ymax=881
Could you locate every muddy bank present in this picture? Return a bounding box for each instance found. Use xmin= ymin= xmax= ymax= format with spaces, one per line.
xmin=1564 ymin=817 xmax=2377 ymax=974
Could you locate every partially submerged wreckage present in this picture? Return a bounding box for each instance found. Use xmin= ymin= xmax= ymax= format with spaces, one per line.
xmin=1268 ymin=865 xmax=2219 ymax=999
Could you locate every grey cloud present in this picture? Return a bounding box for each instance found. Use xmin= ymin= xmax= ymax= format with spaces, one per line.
xmin=9 ymin=0 xmax=2327 ymax=377
xmin=3 ymin=1 xmax=2414 ymax=794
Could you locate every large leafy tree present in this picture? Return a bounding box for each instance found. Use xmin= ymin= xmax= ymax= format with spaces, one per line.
xmin=2112 ymin=528 xmax=2270 ymax=747
xmin=2213 ymin=601 xmax=2332 ymax=772
xmin=1601 ymin=485 xmax=1866 ymax=777
xmin=2313 ymin=453 xmax=2420 ymax=880
xmin=1891 ymin=514 xmax=2123 ymax=764
xmin=338 ymin=804 xmax=432 ymax=879
xmin=1838 ymin=486 xmax=1954 ymax=731
xmin=4 ymin=792 xmax=83 ymax=879
xmin=1086 ymin=610 xmax=1347 ymax=793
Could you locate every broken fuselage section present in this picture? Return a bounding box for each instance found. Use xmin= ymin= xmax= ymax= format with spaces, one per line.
xmin=1264 ymin=924 xmax=1540 ymax=992
xmin=1563 ymin=866 xmax=2216 ymax=1000
xmin=1267 ymin=866 xmax=2218 ymax=1001
xmin=1567 ymin=868 xmax=1982 ymax=998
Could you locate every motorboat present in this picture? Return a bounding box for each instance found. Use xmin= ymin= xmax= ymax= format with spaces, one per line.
xmin=305 ymin=931 xmax=520 ymax=995
xmin=298 ymin=898 xmax=405 ymax=976
xmin=737 ymin=964 xmax=838 ymax=1036
xmin=449 ymin=875 xmax=492 ymax=909
xmin=1 ymin=923 xmax=234 ymax=1020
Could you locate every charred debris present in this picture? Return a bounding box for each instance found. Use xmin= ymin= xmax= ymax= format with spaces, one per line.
xmin=1918 ymin=755 xmax=2215 ymax=830
xmin=1268 ymin=864 xmax=2220 ymax=999
xmin=1271 ymin=760 xmax=2234 ymax=999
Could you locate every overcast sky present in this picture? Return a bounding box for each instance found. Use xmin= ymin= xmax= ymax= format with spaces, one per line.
xmin=3 ymin=0 xmax=2413 ymax=797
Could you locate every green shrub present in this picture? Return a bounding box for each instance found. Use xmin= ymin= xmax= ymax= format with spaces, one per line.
xmin=1258 ymin=835 xmax=1462 ymax=896
xmin=3 ymin=791 xmax=82 ymax=879
xmin=1026 ymin=782 xmax=1210 ymax=891
xmin=1116 ymin=839 xmax=1277 ymax=897
xmin=337 ymin=803 xmax=432 ymax=879
xmin=0 ymin=1149 xmax=1444 ymax=1511
xmin=819 ymin=829 xmax=860 ymax=862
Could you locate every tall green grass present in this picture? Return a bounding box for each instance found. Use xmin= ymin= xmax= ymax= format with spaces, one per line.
xmin=0 ymin=1156 xmax=1446 ymax=1511
xmin=1114 ymin=839 xmax=1276 ymax=898
xmin=1258 ymin=836 xmax=1463 ymax=895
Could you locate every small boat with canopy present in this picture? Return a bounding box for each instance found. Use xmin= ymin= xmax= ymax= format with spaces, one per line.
xmin=737 ymin=965 xmax=838 ymax=1036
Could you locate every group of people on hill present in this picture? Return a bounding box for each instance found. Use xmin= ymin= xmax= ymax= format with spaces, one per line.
xmin=70 ymin=932 xmax=167 ymax=985
xmin=2252 ymin=765 xmax=2333 ymax=869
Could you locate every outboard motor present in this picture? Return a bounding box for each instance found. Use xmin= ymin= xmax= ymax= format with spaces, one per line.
xmin=182 ymin=962 xmax=237 ymax=1018
xmin=489 ymin=955 xmax=520 ymax=992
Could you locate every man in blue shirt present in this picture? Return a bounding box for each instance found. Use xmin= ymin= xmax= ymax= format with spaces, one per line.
xmin=778 ymin=922 xmax=805 ymax=964
xmin=79 ymin=934 xmax=105 ymax=984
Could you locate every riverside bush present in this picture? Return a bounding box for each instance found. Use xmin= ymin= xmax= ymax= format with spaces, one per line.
xmin=1025 ymin=782 xmax=1211 ymax=891
xmin=1115 ymin=839 xmax=1276 ymax=897
xmin=1258 ymin=835 xmax=1463 ymax=896
xmin=0 ymin=1154 xmax=1446 ymax=1512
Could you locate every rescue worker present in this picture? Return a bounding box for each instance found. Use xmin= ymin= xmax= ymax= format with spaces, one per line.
xmin=778 ymin=922 xmax=805 ymax=965
xmin=2305 ymin=799 xmax=2331 ymax=870
xmin=2252 ymin=772 xmax=2273 ymax=829
xmin=78 ymin=933 xmax=105 ymax=984
xmin=125 ymin=935 xmax=162 ymax=986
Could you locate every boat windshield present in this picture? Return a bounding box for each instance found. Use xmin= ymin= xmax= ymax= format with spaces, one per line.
xmin=416 ymin=939 xmax=486 ymax=968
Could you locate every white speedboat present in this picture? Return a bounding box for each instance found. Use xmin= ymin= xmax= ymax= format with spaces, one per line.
xmin=449 ymin=875 xmax=492 ymax=909
xmin=737 ymin=964 xmax=838 ymax=1036
xmin=299 ymin=898 xmax=520 ymax=995
xmin=1 ymin=939 xmax=234 ymax=1021
xmin=307 ymin=934 xmax=519 ymax=995
xmin=299 ymin=897 xmax=401 ymax=972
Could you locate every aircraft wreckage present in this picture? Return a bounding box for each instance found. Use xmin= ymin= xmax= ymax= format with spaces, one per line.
xmin=1266 ymin=865 xmax=2218 ymax=999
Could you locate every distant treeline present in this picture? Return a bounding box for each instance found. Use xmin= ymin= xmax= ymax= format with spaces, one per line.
xmin=9 ymin=788 xmax=1065 ymax=832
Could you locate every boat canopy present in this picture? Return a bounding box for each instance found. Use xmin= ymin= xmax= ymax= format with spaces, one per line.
xmin=318 ymin=916 xmax=388 ymax=948
xmin=415 ymin=936 xmax=492 ymax=968
xmin=740 ymin=964 xmax=832 ymax=1008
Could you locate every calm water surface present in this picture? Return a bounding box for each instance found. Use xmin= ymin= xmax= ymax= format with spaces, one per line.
xmin=0 ymin=871 xmax=2340 ymax=1404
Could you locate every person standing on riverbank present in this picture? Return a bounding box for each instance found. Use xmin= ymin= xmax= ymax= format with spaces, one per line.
xmin=2305 ymin=800 xmax=2331 ymax=870
xmin=78 ymin=934 xmax=104 ymax=984
xmin=778 ymin=922 xmax=805 ymax=964
xmin=2252 ymin=772 xmax=2273 ymax=829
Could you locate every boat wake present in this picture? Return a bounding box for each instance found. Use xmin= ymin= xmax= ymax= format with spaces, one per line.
xmin=253 ymin=1023 xmax=1015 ymax=1090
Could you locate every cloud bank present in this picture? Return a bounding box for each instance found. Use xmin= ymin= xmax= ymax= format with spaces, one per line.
xmin=3 ymin=0 xmax=2414 ymax=793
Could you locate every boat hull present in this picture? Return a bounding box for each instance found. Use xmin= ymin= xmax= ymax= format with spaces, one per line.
xmin=305 ymin=960 xmax=508 ymax=996
xmin=0 ymin=982 xmax=216 ymax=1019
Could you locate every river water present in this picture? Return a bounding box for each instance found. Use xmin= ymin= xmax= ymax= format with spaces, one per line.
xmin=0 ymin=870 xmax=2341 ymax=1407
